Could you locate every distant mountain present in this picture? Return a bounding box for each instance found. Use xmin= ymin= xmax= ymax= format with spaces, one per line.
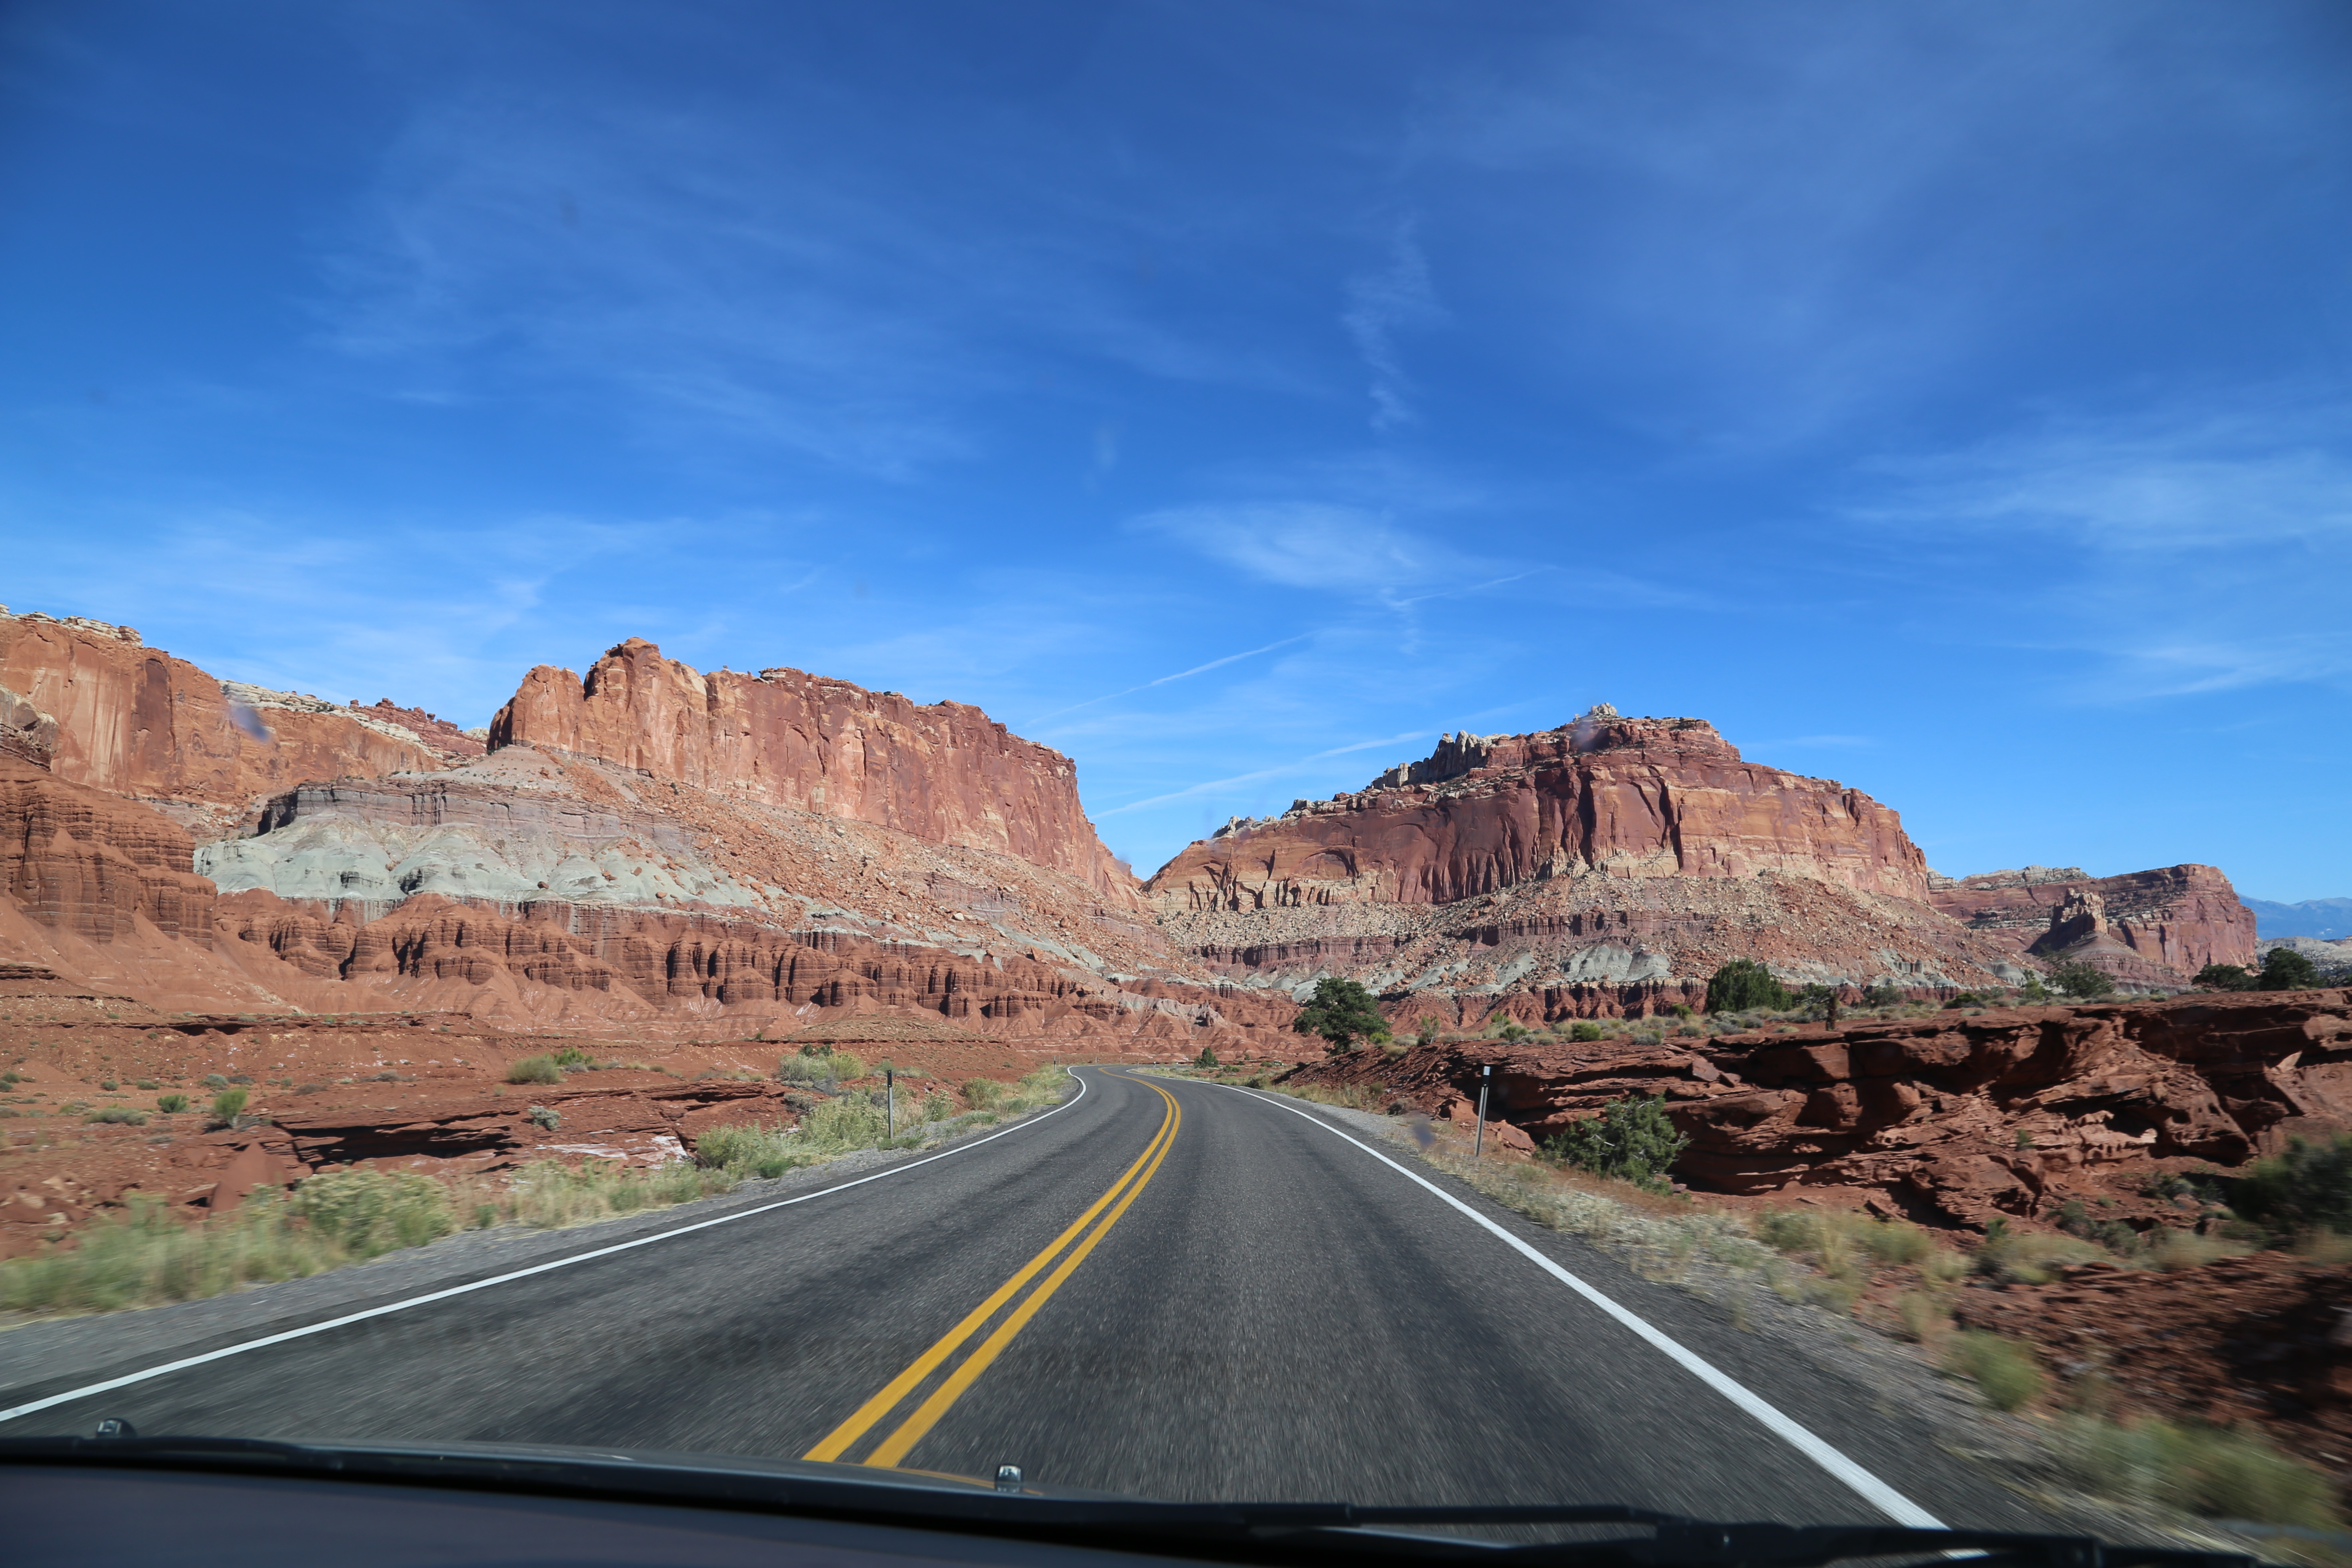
xmin=2242 ymin=896 xmax=2352 ymax=940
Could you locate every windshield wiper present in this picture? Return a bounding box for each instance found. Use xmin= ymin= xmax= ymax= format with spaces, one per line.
xmin=0 ymin=1434 xmax=2252 ymax=1568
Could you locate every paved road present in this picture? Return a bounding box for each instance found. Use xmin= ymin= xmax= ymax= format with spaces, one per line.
xmin=0 ymin=1069 xmax=2048 ymax=1526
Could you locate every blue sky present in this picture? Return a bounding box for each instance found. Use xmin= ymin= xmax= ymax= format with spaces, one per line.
xmin=3 ymin=1 xmax=2348 ymax=897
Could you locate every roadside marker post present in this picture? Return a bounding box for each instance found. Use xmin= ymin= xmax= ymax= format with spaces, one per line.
xmin=1474 ymin=1064 xmax=1491 ymax=1159
xmin=885 ymin=1068 xmax=895 ymax=1139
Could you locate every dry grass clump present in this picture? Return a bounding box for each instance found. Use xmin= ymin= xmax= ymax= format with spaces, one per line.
xmin=776 ymin=1046 xmax=867 ymax=1088
xmin=1942 ymin=1329 xmax=2046 ymax=1411
xmin=0 ymin=1169 xmax=459 ymax=1317
xmin=1972 ymin=1219 xmax=2116 ymax=1284
xmin=2057 ymin=1414 xmax=2339 ymax=1529
xmin=489 ymin=1159 xmax=735 ymax=1228
xmin=505 ymin=1056 xmax=564 ymax=1086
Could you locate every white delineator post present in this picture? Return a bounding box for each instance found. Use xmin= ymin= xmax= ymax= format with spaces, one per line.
xmin=1474 ymin=1063 xmax=1491 ymax=1158
xmin=885 ymin=1068 xmax=895 ymax=1139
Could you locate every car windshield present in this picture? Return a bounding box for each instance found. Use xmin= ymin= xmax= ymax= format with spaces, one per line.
xmin=1 ymin=3 xmax=2346 ymax=1563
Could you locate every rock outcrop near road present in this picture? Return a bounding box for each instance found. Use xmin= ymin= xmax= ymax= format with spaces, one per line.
xmin=1293 ymin=989 xmax=2352 ymax=1225
xmin=493 ymin=638 xmax=1135 ymax=900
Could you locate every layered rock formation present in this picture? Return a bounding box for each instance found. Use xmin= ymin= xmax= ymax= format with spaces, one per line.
xmin=1926 ymin=864 xmax=2257 ymax=986
xmin=1150 ymin=710 xmax=2031 ymax=1007
xmin=0 ymin=611 xmax=468 ymax=834
xmin=0 ymin=612 xmax=1277 ymax=1053
xmin=0 ymin=757 xmax=217 ymax=947
xmin=1163 ymin=710 xmax=1929 ymax=909
xmin=493 ymin=639 xmax=1133 ymax=900
xmin=1290 ymin=989 xmax=2352 ymax=1226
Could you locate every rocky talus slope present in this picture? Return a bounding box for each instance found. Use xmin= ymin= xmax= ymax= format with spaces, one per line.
xmin=1926 ymin=864 xmax=2256 ymax=987
xmin=1150 ymin=710 xmax=2046 ymax=1009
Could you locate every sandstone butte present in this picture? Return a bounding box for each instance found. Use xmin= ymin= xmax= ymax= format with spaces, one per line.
xmin=492 ymin=637 xmax=1133 ymax=901
xmin=1144 ymin=706 xmax=2257 ymax=1012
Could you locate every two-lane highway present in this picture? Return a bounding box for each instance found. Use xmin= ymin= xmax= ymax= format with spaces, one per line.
xmin=0 ymin=1068 xmax=2044 ymax=1527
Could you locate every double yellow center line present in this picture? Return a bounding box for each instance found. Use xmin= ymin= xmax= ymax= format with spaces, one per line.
xmin=802 ymin=1075 xmax=1181 ymax=1470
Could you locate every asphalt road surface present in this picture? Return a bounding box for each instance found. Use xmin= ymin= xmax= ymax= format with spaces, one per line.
xmin=0 ymin=1068 xmax=2049 ymax=1527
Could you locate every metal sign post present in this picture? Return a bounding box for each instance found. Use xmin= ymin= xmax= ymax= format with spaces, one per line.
xmin=885 ymin=1068 xmax=895 ymax=1139
xmin=1474 ymin=1064 xmax=1491 ymax=1159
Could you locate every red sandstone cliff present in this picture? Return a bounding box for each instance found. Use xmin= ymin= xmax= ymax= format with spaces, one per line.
xmin=0 ymin=756 xmax=216 ymax=948
xmin=1926 ymin=864 xmax=2256 ymax=986
xmin=1148 ymin=710 xmax=1929 ymax=913
xmin=0 ymin=612 xmax=465 ymax=825
xmin=492 ymin=639 xmax=1136 ymax=901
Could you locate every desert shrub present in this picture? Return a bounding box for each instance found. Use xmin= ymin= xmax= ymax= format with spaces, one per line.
xmin=208 ymin=1087 xmax=248 ymax=1121
xmin=1896 ymin=1289 xmax=1952 ymax=1344
xmin=1862 ymin=981 xmax=1905 ymax=1006
xmin=1569 ymin=1021 xmax=1604 ymax=1042
xmin=2234 ymin=1133 xmax=2352 ymax=1238
xmin=962 ymin=1077 xmax=1004 ymax=1110
xmin=0 ymin=1194 xmax=335 ymax=1314
xmin=1705 ymin=959 xmax=1789 ymax=1014
xmin=2257 ymin=946 xmax=2324 ymax=992
xmin=85 ymin=1107 xmax=147 ymax=1125
xmin=1414 ymin=1017 xmax=1441 ymax=1046
xmin=2058 ymin=1415 xmax=2338 ymax=1528
xmin=2048 ymin=961 xmax=2115 ymax=999
xmin=506 ymin=1056 xmax=564 ymax=1085
xmin=1293 ymin=977 xmax=1390 ymax=1053
xmin=694 ymin=1122 xmax=807 ymax=1177
xmin=99 ymin=1078 xmax=118 ymax=1090
xmin=156 ymin=1093 xmax=189 ymax=1113
xmin=1497 ymin=1023 xmax=1529 ymax=1043
xmin=202 ymin=1073 xmax=228 ymax=1089
xmin=1974 ymin=1218 xmax=2113 ymax=1283
xmin=801 ymin=1094 xmax=889 ymax=1149
xmin=550 ymin=1046 xmax=594 ymax=1068
xmin=1544 ymin=1094 xmax=1687 ymax=1192
xmin=289 ymin=1168 xmax=456 ymax=1259
xmin=776 ymin=1046 xmax=866 ymax=1087
xmin=1945 ymin=1329 xmax=2044 ymax=1411
xmin=1194 ymin=1045 xmax=1218 ymax=1068
xmin=2196 ymin=963 xmax=2257 ymax=991
xmin=526 ymin=1105 xmax=560 ymax=1131
xmin=499 ymin=1158 xmax=734 ymax=1227
xmin=921 ymin=1090 xmax=954 ymax=1123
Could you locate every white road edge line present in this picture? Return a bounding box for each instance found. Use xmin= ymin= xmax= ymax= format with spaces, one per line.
xmin=0 ymin=1069 xmax=1092 ymax=1427
xmin=1206 ymin=1079 xmax=1945 ymax=1530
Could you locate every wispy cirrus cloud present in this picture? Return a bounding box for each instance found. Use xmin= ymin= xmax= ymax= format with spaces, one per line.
xmin=1849 ymin=392 xmax=2352 ymax=695
xmin=1341 ymin=220 xmax=1445 ymax=430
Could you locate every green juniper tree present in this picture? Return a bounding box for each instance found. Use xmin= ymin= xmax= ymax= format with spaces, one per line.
xmin=1705 ymin=959 xmax=1789 ymax=1014
xmin=1292 ymin=978 xmax=1390 ymax=1054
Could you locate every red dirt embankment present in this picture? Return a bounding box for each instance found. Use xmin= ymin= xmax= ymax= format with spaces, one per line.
xmin=1954 ymin=1254 xmax=2352 ymax=1465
